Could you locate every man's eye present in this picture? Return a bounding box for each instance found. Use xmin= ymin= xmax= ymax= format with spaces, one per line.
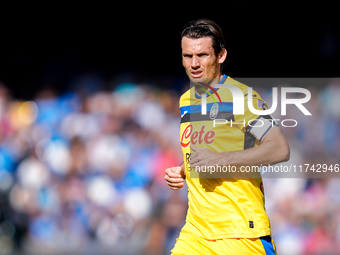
xmin=183 ymin=55 xmax=192 ymax=58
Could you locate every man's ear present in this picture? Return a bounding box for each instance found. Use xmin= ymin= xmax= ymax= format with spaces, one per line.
xmin=218 ymin=49 xmax=227 ymax=64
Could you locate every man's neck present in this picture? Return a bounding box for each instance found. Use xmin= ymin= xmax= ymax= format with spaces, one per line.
xmin=195 ymin=73 xmax=224 ymax=96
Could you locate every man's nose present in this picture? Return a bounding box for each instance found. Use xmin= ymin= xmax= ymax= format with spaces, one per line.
xmin=191 ymin=56 xmax=200 ymax=69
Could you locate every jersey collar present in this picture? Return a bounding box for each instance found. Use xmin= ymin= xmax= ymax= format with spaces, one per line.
xmin=195 ymin=74 xmax=228 ymax=99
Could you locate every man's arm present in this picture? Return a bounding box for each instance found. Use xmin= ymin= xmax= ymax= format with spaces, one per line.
xmin=190 ymin=126 xmax=290 ymax=167
xmin=164 ymin=162 xmax=186 ymax=190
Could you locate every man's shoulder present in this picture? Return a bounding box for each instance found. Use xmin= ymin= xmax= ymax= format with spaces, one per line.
xmin=223 ymin=76 xmax=250 ymax=93
xmin=179 ymin=87 xmax=193 ymax=107
xmin=223 ymin=76 xmax=262 ymax=99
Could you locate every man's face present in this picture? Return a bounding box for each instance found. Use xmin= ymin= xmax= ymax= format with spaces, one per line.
xmin=181 ymin=36 xmax=226 ymax=84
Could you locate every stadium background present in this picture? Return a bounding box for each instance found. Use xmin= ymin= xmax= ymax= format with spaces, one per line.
xmin=0 ymin=3 xmax=339 ymax=254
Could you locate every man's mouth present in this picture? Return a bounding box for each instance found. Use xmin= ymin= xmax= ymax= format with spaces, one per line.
xmin=191 ymin=70 xmax=203 ymax=78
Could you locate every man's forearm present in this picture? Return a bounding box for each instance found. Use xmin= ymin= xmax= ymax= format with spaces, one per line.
xmin=218 ymin=127 xmax=290 ymax=167
xmin=219 ymin=140 xmax=289 ymax=167
xmin=190 ymin=127 xmax=290 ymax=169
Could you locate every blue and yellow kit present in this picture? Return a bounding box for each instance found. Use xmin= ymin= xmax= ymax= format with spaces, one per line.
xmin=172 ymin=75 xmax=277 ymax=254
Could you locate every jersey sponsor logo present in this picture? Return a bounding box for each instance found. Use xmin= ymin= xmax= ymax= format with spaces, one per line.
xmin=180 ymin=124 xmax=215 ymax=147
xmin=185 ymin=152 xmax=191 ymax=171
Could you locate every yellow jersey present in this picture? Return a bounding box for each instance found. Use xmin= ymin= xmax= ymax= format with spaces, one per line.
xmin=179 ymin=75 xmax=275 ymax=240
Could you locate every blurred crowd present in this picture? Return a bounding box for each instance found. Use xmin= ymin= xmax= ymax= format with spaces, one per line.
xmin=0 ymin=77 xmax=339 ymax=254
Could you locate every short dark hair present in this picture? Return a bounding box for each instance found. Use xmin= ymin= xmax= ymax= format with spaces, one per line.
xmin=181 ymin=19 xmax=226 ymax=70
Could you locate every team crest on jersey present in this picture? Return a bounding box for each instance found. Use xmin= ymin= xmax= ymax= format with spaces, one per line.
xmin=209 ymin=103 xmax=219 ymax=119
